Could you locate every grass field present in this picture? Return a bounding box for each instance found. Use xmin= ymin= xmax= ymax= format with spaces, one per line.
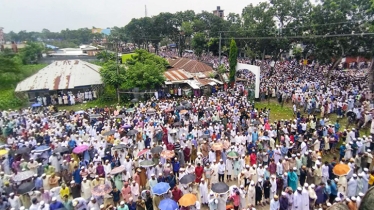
xmin=121 ymin=53 xmax=135 ymax=63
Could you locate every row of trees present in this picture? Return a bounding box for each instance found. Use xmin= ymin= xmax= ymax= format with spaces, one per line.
xmin=5 ymin=0 xmax=374 ymax=64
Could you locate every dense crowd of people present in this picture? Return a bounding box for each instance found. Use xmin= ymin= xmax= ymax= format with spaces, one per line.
xmin=0 ymin=50 xmax=373 ymax=210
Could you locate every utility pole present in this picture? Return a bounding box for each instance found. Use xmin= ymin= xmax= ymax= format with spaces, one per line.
xmin=145 ymin=5 xmax=148 ymax=17
xmin=115 ymin=37 xmax=120 ymax=103
xmin=219 ymin=32 xmax=222 ymax=65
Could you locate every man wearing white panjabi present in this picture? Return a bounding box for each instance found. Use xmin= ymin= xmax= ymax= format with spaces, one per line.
xmin=226 ymin=158 xmax=233 ymax=181
xmin=130 ymin=181 xmax=140 ymax=201
xmin=292 ymin=187 xmax=303 ymax=210
xmin=210 ymin=163 xmax=219 ymax=184
xmin=338 ymin=175 xmax=348 ymax=196
xmin=301 ymin=184 xmax=310 ymax=210
xmin=270 ymin=175 xmax=277 ymax=200
xmin=81 ymin=178 xmax=92 ymax=200
xmin=247 ymin=181 xmax=256 ymax=207
xmin=199 ymin=179 xmax=209 ymax=205
xmin=238 ymin=185 xmax=246 ymax=209
xmin=347 ymin=174 xmax=358 ymax=197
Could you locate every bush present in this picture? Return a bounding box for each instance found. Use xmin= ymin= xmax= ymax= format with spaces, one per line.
xmin=0 ymin=89 xmax=25 ymax=110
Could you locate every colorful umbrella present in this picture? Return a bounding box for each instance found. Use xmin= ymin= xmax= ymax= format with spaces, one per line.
xmin=16 ymin=147 xmax=31 ymax=155
xmin=126 ymin=129 xmax=138 ymax=136
xmin=179 ymin=174 xmax=195 ymax=185
xmin=211 ymin=142 xmax=223 ymax=151
xmin=13 ymin=170 xmax=34 ymax=182
xmin=179 ymin=193 xmax=197 ymax=207
xmin=0 ymin=149 xmax=8 ymax=157
xmin=211 ymin=182 xmax=229 ymax=194
xmin=160 ymin=150 xmax=175 ymax=159
xmin=333 ymin=163 xmax=351 ymax=176
xmin=179 ymin=110 xmax=188 ymax=115
xmin=138 ymin=149 xmax=150 ymax=157
xmin=91 ymin=184 xmax=112 ymax=196
xmin=159 ymin=198 xmax=178 ymax=210
xmin=102 ymin=130 xmax=115 ymax=136
xmin=227 ymin=151 xmax=239 ymax=159
xmin=139 ymin=160 xmax=155 ymax=167
xmin=72 ymin=145 xmax=89 ymax=154
xmin=110 ymin=165 xmax=126 ymax=175
xmin=152 ymin=182 xmax=170 ymax=195
xmin=151 ymin=146 xmax=163 ymax=154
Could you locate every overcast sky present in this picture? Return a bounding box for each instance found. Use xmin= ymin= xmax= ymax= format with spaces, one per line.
xmin=0 ymin=0 xmax=263 ymax=33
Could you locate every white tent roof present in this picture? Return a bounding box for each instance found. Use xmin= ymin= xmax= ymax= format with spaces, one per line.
xmin=15 ymin=60 xmax=102 ymax=92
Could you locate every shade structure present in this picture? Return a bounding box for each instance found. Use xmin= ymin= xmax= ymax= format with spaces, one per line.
xmin=211 ymin=142 xmax=223 ymax=151
xmin=151 ymin=146 xmax=163 ymax=154
xmin=179 ymin=174 xmax=195 ymax=185
xmin=53 ymin=146 xmax=70 ymax=154
xmin=102 ymin=130 xmax=115 ymax=136
xmin=72 ymin=145 xmax=89 ymax=154
xmin=160 ymin=150 xmax=175 ymax=159
xmin=13 ymin=170 xmax=34 ymax=182
xmin=333 ymin=163 xmax=351 ymax=176
xmin=211 ymin=182 xmax=229 ymax=194
xmin=139 ymin=160 xmax=155 ymax=167
xmin=126 ymin=129 xmax=138 ymax=136
xmin=227 ymin=151 xmax=239 ymax=159
xmin=16 ymin=147 xmax=31 ymax=155
xmin=138 ymin=149 xmax=150 ymax=157
xmin=91 ymin=184 xmax=112 ymax=196
xmin=33 ymin=145 xmax=51 ymax=152
xmin=17 ymin=181 xmax=35 ymax=194
xmin=159 ymin=198 xmax=178 ymax=210
xmin=179 ymin=193 xmax=197 ymax=207
xmin=152 ymin=182 xmax=170 ymax=195
xmin=110 ymin=165 xmax=126 ymax=175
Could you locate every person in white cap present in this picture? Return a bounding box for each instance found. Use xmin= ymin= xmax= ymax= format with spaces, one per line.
xmin=81 ymin=178 xmax=92 ymax=200
xmin=130 ymin=181 xmax=140 ymax=202
xmin=293 ymin=187 xmax=303 ymax=210
xmin=199 ymin=179 xmax=209 ymax=205
xmin=362 ymin=168 xmax=369 ymax=193
xmin=8 ymin=192 xmax=21 ymax=209
xmin=217 ymin=159 xmax=225 ymax=182
xmin=72 ymin=197 xmax=87 ymax=210
xmin=347 ymin=174 xmax=358 ymax=197
xmin=87 ymin=197 xmax=100 ymax=210
xmin=357 ymin=192 xmax=364 ymax=207
xmin=269 ymin=194 xmax=279 ymax=210
xmin=247 ymin=181 xmax=256 ymax=207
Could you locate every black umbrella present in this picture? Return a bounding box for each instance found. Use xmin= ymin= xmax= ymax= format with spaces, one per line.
xmin=53 ymin=146 xmax=70 ymax=154
xmin=180 ymin=174 xmax=195 ymax=185
xmin=16 ymin=147 xmax=31 ymax=155
xmin=116 ymin=115 xmax=126 ymax=119
xmin=201 ymin=134 xmax=210 ymax=139
xmin=90 ymin=114 xmax=101 ymax=119
xmin=102 ymin=130 xmax=116 ymax=136
xmin=131 ymin=98 xmax=139 ymax=103
xmin=211 ymin=182 xmax=229 ymax=194
xmin=126 ymin=129 xmax=138 ymax=136
xmin=175 ymin=106 xmax=184 ymax=110
xmin=113 ymin=144 xmax=127 ymax=150
xmin=181 ymin=101 xmax=189 ymax=105
xmin=17 ymin=181 xmax=35 ymax=194
xmin=173 ymin=122 xmax=181 ymax=126
xmin=151 ymin=146 xmax=163 ymax=154
xmin=184 ymin=103 xmax=192 ymax=109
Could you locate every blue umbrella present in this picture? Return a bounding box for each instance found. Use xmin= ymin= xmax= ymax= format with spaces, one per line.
xmin=159 ymin=198 xmax=178 ymax=210
xmin=31 ymin=103 xmax=42 ymax=107
xmin=33 ymin=145 xmax=51 ymax=152
xmin=152 ymin=182 xmax=170 ymax=195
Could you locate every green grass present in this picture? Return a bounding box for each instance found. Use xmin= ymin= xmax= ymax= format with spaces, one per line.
xmin=255 ymin=100 xmax=294 ymax=122
xmin=57 ymin=100 xmax=118 ymax=112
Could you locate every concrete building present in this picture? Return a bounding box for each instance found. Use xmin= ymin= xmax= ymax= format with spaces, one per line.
xmin=213 ymin=6 xmax=224 ymax=18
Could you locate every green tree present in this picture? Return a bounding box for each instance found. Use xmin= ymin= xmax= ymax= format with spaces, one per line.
xmin=191 ymin=32 xmax=206 ymax=58
xmin=99 ymin=61 xmax=126 ymax=101
xmin=123 ymin=62 xmax=165 ymax=90
xmin=229 ymin=39 xmax=238 ymax=84
xmin=126 ymin=49 xmax=169 ymax=69
xmin=96 ymin=51 xmax=116 ymax=62
xmin=19 ymin=42 xmax=44 ymax=64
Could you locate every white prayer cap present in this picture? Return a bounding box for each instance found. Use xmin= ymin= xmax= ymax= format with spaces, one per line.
xmin=129 ymin=197 xmax=133 ymax=201
xmin=40 ymin=201 xmax=45 ymax=205
xmin=353 ymin=174 xmax=357 ymax=177
xmin=304 ymin=183 xmax=309 ymax=187
xmin=335 ymin=197 xmax=341 ymax=202
xmin=351 ymin=196 xmax=357 ymax=201
xmin=72 ymin=200 xmax=78 ymax=206
xmin=9 ymin=192 xmax=14 ymax=196
xmin=293 ymin=167 xmax=297 ymax=170
xmin=327 ymin=203 xmax=332 ymax=207
xmin=271 ymin=175 xmax=276 ymax=178
xmin=83 ymin=177 xmax=87 ymax=181
xmin=284 ymin=173 xmax=288 ymax=176
xmin=281 ymin=192 xmax=287 ymax=196
xmin=291 ymin=154 xmax=296 ymax=157
xmin=367 ymin=149 xmax=372 ymax=152
xmin=245 ymin=164 xmax=250 ymax=168
xmin=20 ymin=207 xmax=25 ymax=210
xmin=345 ymin=198 xmax=351 ymax=202
xmin=364 ymin=168 xmax=369 ymax=172
xmin=151 ymin=174 xmax=155 ymax=176
xmin=81 ymin=166 xmax=85 ymax=169
xmin=214 ymin=199 xmax=218 ymax=204
xmin=42 ymin=173 xmax=46 ymax=177
xmin=91 ymin=197 xmax=95 ymax=201
xmin=240 ymin=185 xmax=244 ymax=188
xmin=52 ymin=197 xmax=57 ymax=201
xmin=334 ymin=178 xmax=339 ymax=182
xmin=95 ymin=175 xmax=99 ymax=178
xmin=71 ymin=180 xmax=75 ymax=184
xmin=305 ymin=152 xmax=309 ymax=155
xmin=120 ymin=201 xmax=125 ymax=205
xmin=358 ymin=192 xmax=364 ymax=197
xmin=297 ymin=187 xmax=302 ymax=191
xmin=310 ymin=184 xmax=315 ymax=188
xmin=250 ymin=181 xmax=255 ymax=185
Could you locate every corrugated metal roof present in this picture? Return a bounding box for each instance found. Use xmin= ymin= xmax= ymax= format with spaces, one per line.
xmin=15 ymin=60 xmax=102 ymax=92
xmin=167 ymin=58 xmax=214 ymax=73
xmin=164 ymin=69 xmax=193 ymax=81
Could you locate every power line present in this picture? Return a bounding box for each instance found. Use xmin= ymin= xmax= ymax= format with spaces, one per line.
xmin=218 ymin=33 xmax=374 ymax=40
